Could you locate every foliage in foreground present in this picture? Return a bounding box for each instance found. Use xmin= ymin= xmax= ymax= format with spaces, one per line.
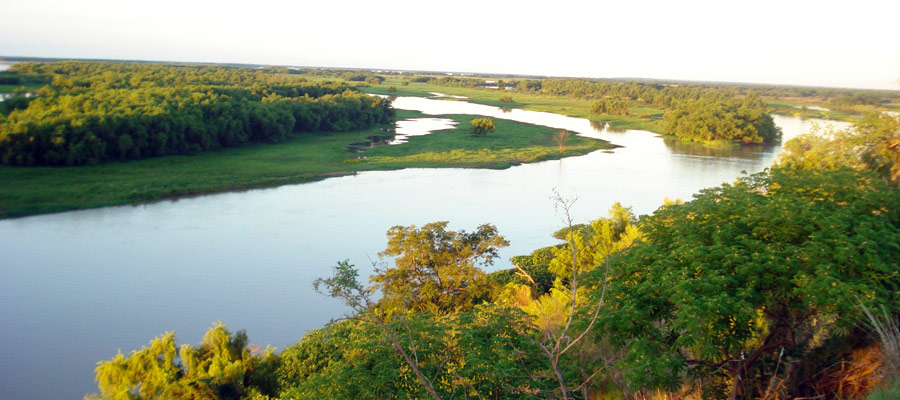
xmin=374 ymin=221 xmax=509 ymax=315
xmin=779 ymin=111 xmax=900 ymax=186
xmin=86 ymin=323 xmax=279 ymax=400
xmin=597 ymin=167 xmax=900 ymax=398
xmin=90 ymin=168 xmax=900 ymax=399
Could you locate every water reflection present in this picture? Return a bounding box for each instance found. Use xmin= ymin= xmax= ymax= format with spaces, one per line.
xmin=661 ymin=138 xmax=773 ymax=161
xmin=794 ymin=105 xmax=830 ymax=111
xmin=346 ymin=134 xmax=395 ymax=153
xmin=344 ymin=117 xmax=460 ymax=151
xmin=590 ymin=120 xmax=628 ymax=134
xmin=391 ymin=118 xmax=458 ymax=144
xmin=428 ymin=92 xmax=468 ymax=99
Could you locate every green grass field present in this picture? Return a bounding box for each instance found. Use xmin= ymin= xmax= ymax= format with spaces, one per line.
xmin=0 ymin=110 xmax=613 ymax=218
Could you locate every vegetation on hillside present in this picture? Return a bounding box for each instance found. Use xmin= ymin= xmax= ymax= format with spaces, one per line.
xmin=89 ymin=163 xmax=900 ymax=399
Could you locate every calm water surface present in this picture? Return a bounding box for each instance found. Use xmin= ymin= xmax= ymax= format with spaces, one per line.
xmin=0 ymin=97 xmax=849 ymax=399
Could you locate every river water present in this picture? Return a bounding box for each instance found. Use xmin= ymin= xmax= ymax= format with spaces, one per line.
xmin=0 ymin=97 xmax=849 ymax=399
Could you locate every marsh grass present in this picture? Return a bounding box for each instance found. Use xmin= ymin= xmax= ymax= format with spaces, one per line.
xmin=859 ymin=303 xmax=900 ymax=377
xmin=854 ymin=301 xmax=900 ymax=400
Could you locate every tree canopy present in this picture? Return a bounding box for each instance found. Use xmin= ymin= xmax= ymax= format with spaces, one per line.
xmin=469 ymin=118 xmax=497 ymax=137
xmin=88 ymin=323 xmax=279 ymax=400
xmin=596 ymin=167 xmax=900 ymax=398
xmin=779 ymin=111 xmax=900 ymax=186
xmin=374 ymin=222 xmax=509 ymax=314
xmin=663 ymin=93 xmax=781 ymax=143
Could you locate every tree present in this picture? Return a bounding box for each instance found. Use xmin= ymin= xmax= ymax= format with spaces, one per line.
xmin=507 ymin=198 xmax=641 ymax=400
xmin=469 ymin=118 xmax=497 ymax=137
xmin=374 ymin=222 xmax=509 ymax=314
xmin=553 ymin=130 xmax=571 ymax=152
xmin=590 ymin=98 xmax=630 ymax=116
xmin=313 ymin=261 xmax=446 ymax=400
xmin=663 ymin=93 xmax=781 ymax=143
xmin=598 ymin=168 xmax=900 ymax=399
xmin=89 ymin=323 xmax=279 ymax=400
xmin=307 ymin=263 xmax=553 ymax=399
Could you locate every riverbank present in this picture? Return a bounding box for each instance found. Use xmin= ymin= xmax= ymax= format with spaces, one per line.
xmin=0 ymin=109 xmax=614 ymax=219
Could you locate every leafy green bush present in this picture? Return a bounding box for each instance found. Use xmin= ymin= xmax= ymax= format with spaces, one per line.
xmin=469 ymin=118 xmax=496 ymax=137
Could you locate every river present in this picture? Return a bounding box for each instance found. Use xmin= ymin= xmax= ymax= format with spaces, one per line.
xmin=0 ymin=96 xmax=849 ymax=399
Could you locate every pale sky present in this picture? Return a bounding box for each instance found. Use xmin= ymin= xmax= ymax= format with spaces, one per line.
xmin=2 ymin=0 xmax=899 ymax=90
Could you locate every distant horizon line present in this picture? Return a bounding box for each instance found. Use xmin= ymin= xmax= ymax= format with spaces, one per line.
xmin=1 ymin=54 xmax=895 ymax=93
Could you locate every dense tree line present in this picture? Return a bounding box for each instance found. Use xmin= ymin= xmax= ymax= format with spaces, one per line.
xmin=397 ymin=75 xmax=486 ymax=88
xmin=300 ymin=66 xmax=897 ymax=111
xmin=0 ymin=62 xmax=394 ymax=166
xmin=498 ymin=76 xmax=897 ymax=109
xmin=0 ymin=69 xmax=50 ymax=86
xmin=663 ymin=93 xmax=781 ymax=143
xmin=590 ymin=98 xmax=630 ymax=116
xmin=828 ymin=92 xmax=883 ymax=107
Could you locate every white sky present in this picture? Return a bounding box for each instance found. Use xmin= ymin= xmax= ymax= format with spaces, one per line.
xmin=2 ymin=0 xmax=899 ymax=90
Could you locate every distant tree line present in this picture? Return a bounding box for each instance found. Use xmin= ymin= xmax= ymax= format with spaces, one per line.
xmin=514 ymin=78 xmax=782 ymax=142
xmin=298 ymin=67 xmax=898 ymax=109
xmin=0 ymin=62 xmax=394 ymax=166
xmin=412 ymin=74 xmax=895 ymax=142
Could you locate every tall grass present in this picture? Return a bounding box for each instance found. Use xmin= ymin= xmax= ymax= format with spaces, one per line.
xmin=859 ymin=301 xmax=900 ymax=400
xmin=860 ymin=303 xmax=900 ymax=377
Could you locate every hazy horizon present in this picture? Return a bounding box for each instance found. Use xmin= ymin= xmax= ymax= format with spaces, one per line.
xmin=2 ymin=54 xmax=896 ymax=92
xmin=3 ymin=0 xmax=899 ymax=91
